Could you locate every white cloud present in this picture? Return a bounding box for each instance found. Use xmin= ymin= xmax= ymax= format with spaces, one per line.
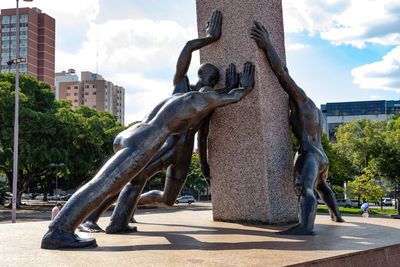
xmin=54 ymin=17 xmax=198 ymax=124
xmin=283 ymin=0 xmax=400 ymax=48
xmin=287 ymin=43 xmax=309 ymax=51
xmin=351 ymin=46 xmax=400 ymax=92
xmin=370 ymin=95 xmax=382 ymax=99
xmin=109 ymin=72 xmax=173 ymax=123
xmin=56 ymin=19 xmax=196 ymax=73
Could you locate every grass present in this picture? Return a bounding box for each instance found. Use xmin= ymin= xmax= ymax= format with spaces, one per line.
xmin=317 ymin=206 xmax=398 ymax=215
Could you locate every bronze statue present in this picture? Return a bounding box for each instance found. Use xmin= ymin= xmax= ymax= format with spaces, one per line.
xmin=77 ymin=10 xmax=239 ymax=234
xmin=41 ymin=56 xmax=255 ymax=249
xmin=251 ymin=21 xmax=344 ymax=235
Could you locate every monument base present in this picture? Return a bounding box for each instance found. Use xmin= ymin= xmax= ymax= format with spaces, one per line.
xmin=2 ymin=206 xmax=400 ymax=266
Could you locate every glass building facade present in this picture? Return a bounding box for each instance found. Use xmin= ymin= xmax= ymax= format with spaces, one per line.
xmin=321 ymin=100 xmax=400 ymax=141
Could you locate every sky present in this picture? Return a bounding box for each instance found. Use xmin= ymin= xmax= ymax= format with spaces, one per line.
xmin=2 ymin=0 xmax=400 ymax=125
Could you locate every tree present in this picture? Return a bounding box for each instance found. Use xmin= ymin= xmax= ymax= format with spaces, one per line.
xmin=334 ymin=119 xmax=385 ymax=170
xmin=321 ymin=133 xmax=354 ymax=187
xmin=0 ymin=73 xmax=126 ymax=204
xmin=0 ymin=73 xmax=64 ymax=205
xmin=370 ymin=116 xmax=400 ymax=213
xmin=56 ymin=105 xmax=125 ymax=189
xmin=348 ymin=169 xmax=385 ymax=203
xmin=185 ymin=153 xmax=208 ymax=199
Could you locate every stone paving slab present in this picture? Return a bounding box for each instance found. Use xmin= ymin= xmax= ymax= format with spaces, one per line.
xmin=1 ymin=206 xmax=399 ymax=266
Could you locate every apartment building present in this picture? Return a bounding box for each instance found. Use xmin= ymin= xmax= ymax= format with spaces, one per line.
xmin=0 ymin=7 xmax=55 ymax=90
xmin=58 ymin=70 xmax=125 ymax=125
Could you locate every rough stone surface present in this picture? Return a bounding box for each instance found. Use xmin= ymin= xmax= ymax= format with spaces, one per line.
xmin=2 ymin=206 xmax=400 ymax=267
xmin=196 ymin=0 xmax=297 ymax=223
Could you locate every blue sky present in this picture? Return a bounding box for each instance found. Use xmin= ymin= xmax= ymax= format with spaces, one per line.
xmin=2 ymin=0 xmax=400 ymax=124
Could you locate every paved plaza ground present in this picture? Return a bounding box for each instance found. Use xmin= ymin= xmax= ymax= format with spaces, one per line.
xmin=1 ymin=202 xmax=400 ymax=266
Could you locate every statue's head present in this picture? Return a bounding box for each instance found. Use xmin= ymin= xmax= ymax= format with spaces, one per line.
xmin=197 ymin=63 xmax=219 ymax=88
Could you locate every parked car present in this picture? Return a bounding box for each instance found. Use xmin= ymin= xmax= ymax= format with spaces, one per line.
xmin=175 ymin=195 xmax=195 ymax=204
xmin=61 ymin=194 xmax=72 ymax=201
xmin=382 ymin=198 xmax=393 ymax=206
xmin=336 ymin=199 xmax=357 ymax=208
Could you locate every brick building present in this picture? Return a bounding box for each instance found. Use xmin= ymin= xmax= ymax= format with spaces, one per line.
xmin=0 ymin=7 xmax=55 ymax=90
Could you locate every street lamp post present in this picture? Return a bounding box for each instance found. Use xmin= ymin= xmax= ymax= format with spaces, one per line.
xmin=50 ymin=163 xmax=65 ymax=195
xmin=11 ymin=0 xmax=33 ymax=224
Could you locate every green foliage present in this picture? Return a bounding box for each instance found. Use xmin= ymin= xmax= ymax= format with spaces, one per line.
xmin=369 ymin=116 xmax=400 ymax=185
xmin=348 ymin=169 xmax=385 ymax=202
xmin=185 ymin=153 xmax=208 ymax=195
xmin=0 ymin=181 xmax=9 ymax=206
xmin=334 ymin=119 xmax=385 ymax=170
xmin=317 ymin=206 xmax=397 ymax=215
xmin=0 ymin=73 xmax=125 ymax=201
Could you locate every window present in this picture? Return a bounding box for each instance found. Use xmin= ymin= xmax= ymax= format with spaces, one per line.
xmin=85 ymin=85 xmax=89 ymax=88
xmin=85 ymin=92 xmax=89 ymax=95
xmin=93 ymin=105 xmax=96 ymax=108
xmin=93 ymin=92 xmax=96 ymax=95
xmin=74 ymin=93 xmax=78 ymax=96
xmin=20 ymin=39 xmax=27 ymax=45
xmin=67 ymin=86 xmax=71 ymax=89
xmin=1 ymin=24 xmax=9 ymax=29
xmin=20 ymin=22 xmax=28 ymax=27
xmin=93 ymin=85 xmax=96 ymax=88
xmin=85 ymin=99 xmax=87 ymax=102
xmin=74 ymin=86 xmax=78 ymax=89
xmin=2 ymin=16 xmax=10 ymax=24
xmin=74 ymin=99 xmax=78 ymax=102
xmin=66 ymin=93 xmax=70 ymax=96
xmin=20 ymin=15 xmax=28 ymax=21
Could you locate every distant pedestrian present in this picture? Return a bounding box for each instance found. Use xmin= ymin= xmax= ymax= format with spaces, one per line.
xmin=361 ymin=202 xmax=370 ymax=218
xmin=51 ymin=203 xmax=62 ymax=220
xmin=362 ymin=207 xmax=370 ymax=218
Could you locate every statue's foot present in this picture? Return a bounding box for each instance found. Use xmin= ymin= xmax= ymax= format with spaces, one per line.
xmin=331 ymin=215 xmax=345 ymax=223
xmin=78 ymin=221 xmax=105 ymax=233
xmin=278 ymin=224 xmax=314 ymax=235
xmin=105 ymin=224 xmax=137 ymax=234
xmin=130 ymin=217 xmax=137 ymax=223
xmin=41 ymin=229 xmax=97 ymax=249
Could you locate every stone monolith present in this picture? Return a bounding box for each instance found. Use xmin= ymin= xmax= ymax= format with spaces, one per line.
xmin=196 ymin=0 xmax=298 ymax=224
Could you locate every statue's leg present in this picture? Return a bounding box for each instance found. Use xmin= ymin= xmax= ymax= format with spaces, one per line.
xmin=105 ymin=145 xmax=178 ymax=234
xmin=138 ymin=160 xmax=191 ymax=207
xmin=137 ymin=134 xmax=193 ymax=208
xmin=280 ymin=153 xmax=318 ymax=235
xmin=104 ymin=174 xmax=149 ymax=234
xmin=78 ymin=193 xmax=119 ymax=232
xmin=41 ymin=146 xmax=157 ymax=249
xmin=316 ymin=167 xmax=344 ymax=222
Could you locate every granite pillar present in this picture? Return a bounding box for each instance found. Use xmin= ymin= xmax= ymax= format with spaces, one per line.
xmin=196 ymin=0 xmax=298 ymax=224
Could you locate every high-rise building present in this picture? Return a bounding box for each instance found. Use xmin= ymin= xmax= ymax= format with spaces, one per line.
xmin=55 ymin=69 xmax=78 ymax=100
xmin=0 ymin=7 xmax=55 ymax=90
xmin=321 ymin=100 xmax=400 ymax=141
xmin=58 ymin=70 xmax=125 ymax=125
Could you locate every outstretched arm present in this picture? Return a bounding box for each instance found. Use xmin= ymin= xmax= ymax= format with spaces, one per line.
xmin=250 ymin=21 xmax=307 ymax=102
xmin=173 ymin=10 xmax=222 ymax=87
